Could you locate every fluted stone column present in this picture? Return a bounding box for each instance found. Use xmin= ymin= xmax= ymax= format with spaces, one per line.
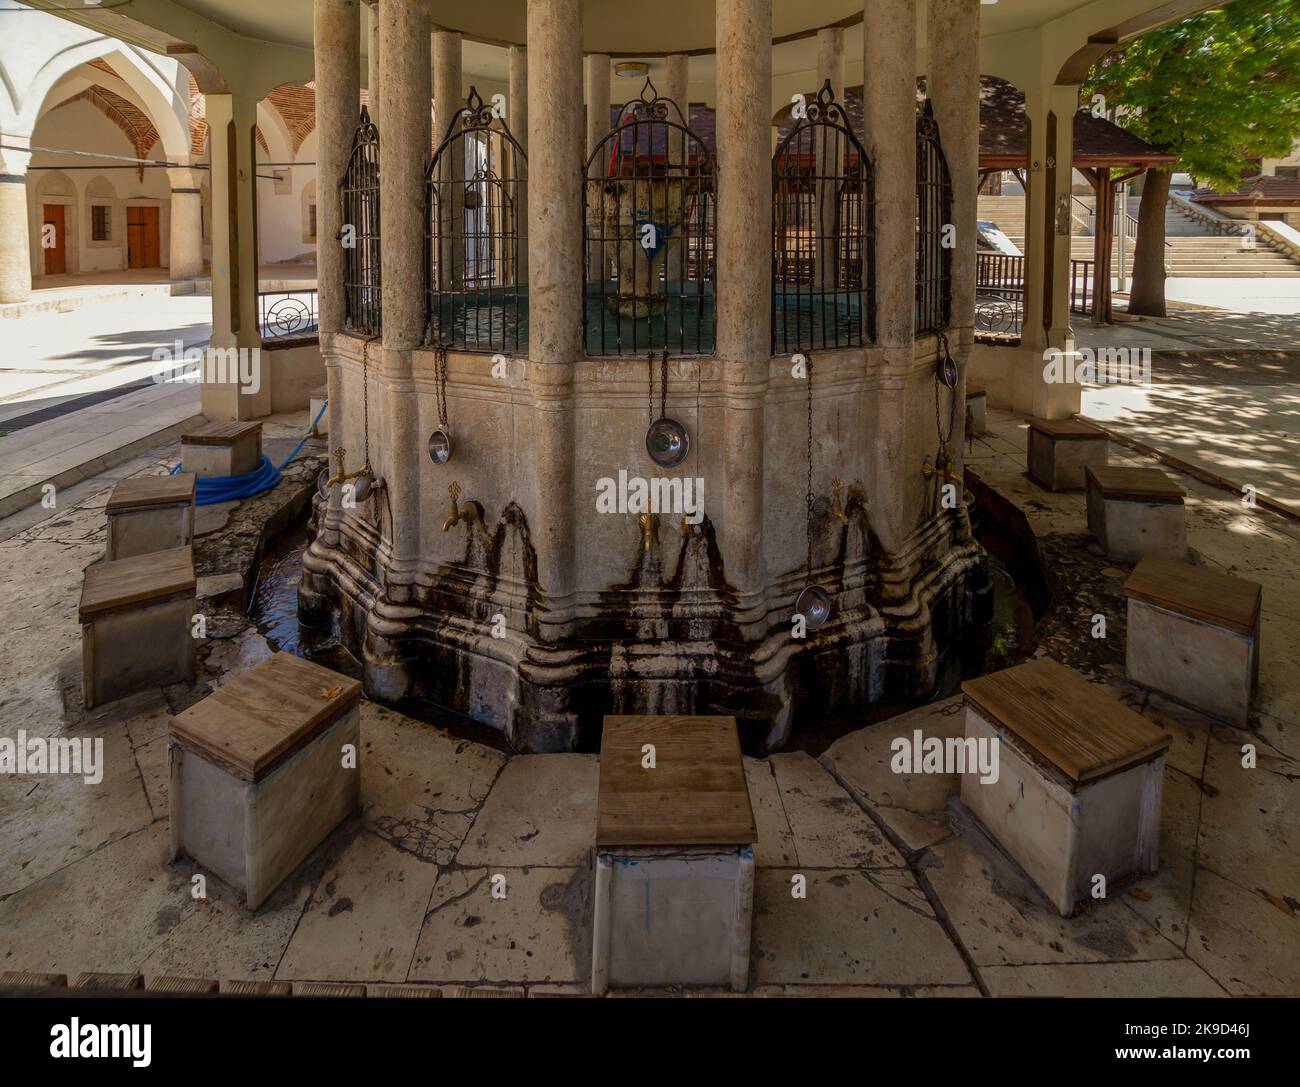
xmin=815 ymin=26 xmax=845 ymax=292
xmin=204 ymin=91 xmax=267 ymax=420
xmin=433 ymin=28 xmax=464 ymax=290
xmin=509 ymin=45 xmax=529 ymax=285
xmin=380 ymin=0 xmax=431 ymax=594
xmin=167 ymin=167 xmax=204 ymax=279
xmin=716 ymin=0 xmax=771 ymax=608
xmin=365 ymin=1 xmax=381 ymax=126
xmin=527 ymin=0 xmax=582 ymax=632
xmin=0 ymin=136 xmax=32 ymax=304
xmin=584 ymin=53 xmax=610 ymax=280
xmin=314 ymin=0 xmax=360 ymax=536
xmin=862 ymin=0 xmax=917 ymax=553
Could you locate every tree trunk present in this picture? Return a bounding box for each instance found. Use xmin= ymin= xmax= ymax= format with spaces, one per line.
xmin=1128 ymin=167 xmax=1170 ymax=317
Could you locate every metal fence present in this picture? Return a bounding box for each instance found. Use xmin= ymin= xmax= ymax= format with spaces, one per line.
xmin=974 ymin=251 xmax=1096 ymax=337
xmin=258 ymin=289 xmax=319 ymax=339
xmin=340 ymin=107 xmax=381 ymax=336
xmin=915 ymin=101 xmax=952 ymax=335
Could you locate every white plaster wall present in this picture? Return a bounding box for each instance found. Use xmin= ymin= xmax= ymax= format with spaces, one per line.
xmin=28 ymin=101 xmax=170 ymax=276
xmin=257 ymin=127 xmax=318 ymax=265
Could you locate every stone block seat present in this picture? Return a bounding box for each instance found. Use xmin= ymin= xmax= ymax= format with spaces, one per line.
xmin=965 ymin=383 xmax=987 ymax=437
xmin=79 ymin=545 xmax=196 ymax=709
xmin=961 ymin=659 xmax=1170 ymax=916
xmin=105 ymin=472 xmax=196 ymax=561
xmin=168 ymin=652 xmax=362 ymax=910
xmin=1086 ymin=465 xmax=1187 ymax=563
xmin=591 ymin=715 xmax=757 ymax=994
xmin=1026 ymin=416 xmax=1108 ymax=491
xmin=180 ymin=420 xmax=263 ymax=478
xmin=309 ymin=385 xmax=329 ymax=436
xmin=1123 ymin=556 xmax=1262 ymax=726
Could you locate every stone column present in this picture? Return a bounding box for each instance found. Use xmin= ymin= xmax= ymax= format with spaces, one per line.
xmin=509 ymin=44 xmax=528 ymax=286
xmin=314 ymin=0 xmax=361 ymax=536
xmin=815 ymin=26 xmax=845 ymax=292
xmin=584 ymin=53 xmax=610 ymax=281
xmin=665 ymin=53 xmax=690 ymax=285
xmin=527 ymin=0 xmax=582 ymax=630
xmin=716 ymin=0 xmax=771 ymax=609
xmin=0 ymin=135 xmax=32 ymax=304
xmin=928 ymin=0 xmax=980 ymax=454
xmin=167 ymin=166 xmax=204 ymax=279
xmin=204 ymin=91 xmax=268 ymax=420
xmin=365 ymin=1 xmax=381 ymax=126
xmin=380 ymin=0 xmax=432 ymax=593
xmin=1018 ymin=82 xmax=1081 ymax=418
xmin=861 ymin=0 xmax=916 ymax=553
xmin=433 ymin=27 xmax=464 ymax=290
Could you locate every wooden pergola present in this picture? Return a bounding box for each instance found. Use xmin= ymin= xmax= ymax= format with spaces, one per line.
xmin=978 ymin=76 xmax=1177 ymax=323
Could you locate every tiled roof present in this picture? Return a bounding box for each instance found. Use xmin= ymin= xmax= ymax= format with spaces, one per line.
xmin=1193 ymin=174 xmax=1300 ymax=204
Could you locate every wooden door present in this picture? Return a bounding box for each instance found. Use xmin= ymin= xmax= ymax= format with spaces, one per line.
xmin=42 ymin=204 xmax=66 ymax=275
xmin=127 ymin=206 xmax=160 ymax=268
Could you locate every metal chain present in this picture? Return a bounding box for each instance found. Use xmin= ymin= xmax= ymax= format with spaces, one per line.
xmin=660 ymin=347 xmax=669 ymax=420
xmin=933 ymin=330 xmax=957 ymax=450
xmin=805 ymin=353 xmax=814 ymax=575
xmin=434 ymin=346 xmax=449 ymax=428
xmin=647 ymin=351 xmax=654 ymax=424
xmin=361 ymin=335 xmax=376 ymax=469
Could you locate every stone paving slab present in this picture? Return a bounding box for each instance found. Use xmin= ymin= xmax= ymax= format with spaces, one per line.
xmin=409 ymin=866 xmax=590 ymax=986
xmin=743 ymin=756 xmax=798 ymax=865
xmin=981 ymin=958 xmax=1227 ymax=998
xmin=751 ymin=867 xmax=971 ymax=987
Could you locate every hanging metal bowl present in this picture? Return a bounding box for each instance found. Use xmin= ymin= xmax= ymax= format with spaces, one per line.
xmin=351 ymin=470 xmax=376 ymax=503
xmin=937 ymin=351 xmax=959 ymax=389
xmin=428 ymin=427 xmax=452 ymax=465
xmin=645 ymin=417 xmax=689 ymax=468
xmin=795 ymin=585 xmax=833 ymax=630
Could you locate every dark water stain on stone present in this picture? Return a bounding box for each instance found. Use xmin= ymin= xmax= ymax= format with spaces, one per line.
xmin=541 ymin=866 xmax=594 ymax=983
xmin=327 ymin=897 xmax=354 ymax=917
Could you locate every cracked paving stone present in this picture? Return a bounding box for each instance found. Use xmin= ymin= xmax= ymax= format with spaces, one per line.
xmin=743 ymin=757 xmax=797 ymax=865
xmin=1186 ymin=866 xmax=1300 ymax=996
xmin=981 ymin=958 xmax=1226 ymax=997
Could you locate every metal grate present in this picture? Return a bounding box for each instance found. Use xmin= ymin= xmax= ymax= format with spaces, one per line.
xmin=915 ymin=100 xmax=953 ymax=336
xmin=340 ymin=107 xmax=381 ymax=336
xmin=772 ymin=81 xmax=874 ymax=354
xmin=584 ymin=78 xmax=716 ymax=357
xmin=425 ymin=88 xmax=527 ymax=354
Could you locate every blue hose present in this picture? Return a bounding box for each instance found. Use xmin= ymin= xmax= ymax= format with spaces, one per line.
xmin=171 ymin=400 xmax=328 ymax=506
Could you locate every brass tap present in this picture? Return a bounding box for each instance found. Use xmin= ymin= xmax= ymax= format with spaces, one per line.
xmin=443 ymin=481 xmax=483 ymax=532
xmin=327 ymin=445 xmax=375 ymax=488
xmin=638 ymin=512 xmax=659 ymax=551
xmin=827 ymin=476 xmax=848 ymax=521
xmin=922 ymin=443 xmax=960 ymax=483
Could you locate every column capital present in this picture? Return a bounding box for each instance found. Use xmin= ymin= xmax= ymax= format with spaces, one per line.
xmin=0 ymin=132 xmax=33 ymax=178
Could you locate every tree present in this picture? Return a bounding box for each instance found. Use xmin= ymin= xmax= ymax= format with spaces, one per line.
xmin=1084 ymin=0 xmax=1300 ymax=315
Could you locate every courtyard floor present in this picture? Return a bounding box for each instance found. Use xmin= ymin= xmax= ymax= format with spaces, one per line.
xmin=0 ymin=406 xmax=1295 ymax=997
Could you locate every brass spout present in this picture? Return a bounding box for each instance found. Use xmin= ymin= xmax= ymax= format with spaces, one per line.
xmin=443 ymin=481 xmax=483 ymax=532
xmin=828 ymin=476 xmax=847 ymax=521
xmin=638 ymin=512 xmax=659 ymax=551
xmin=922 ymin=443 xmax=960 ymax=483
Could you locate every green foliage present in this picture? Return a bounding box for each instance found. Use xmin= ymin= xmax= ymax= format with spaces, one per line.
xmin=1083 ymin=0 xmax=1300 ymax=190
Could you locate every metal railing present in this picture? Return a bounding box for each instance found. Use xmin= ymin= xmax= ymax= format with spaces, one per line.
xmin=974 ymin=251 xmax=1095 ymax=327
xmin=259 ymin=288 xmax=319 ymax=339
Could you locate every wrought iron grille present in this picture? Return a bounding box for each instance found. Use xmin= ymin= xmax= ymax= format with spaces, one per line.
xmin=425 ymin=88 xmax=527 ymax=353
xmin=584 ymin=78 xmax=716 ymax=357
xmin=340 ymin=107 xmax=381 ymax=336
xmin=772 ymin=80 xmax=874 ymax=354
xmin=915 ymin=100 xmax=953 ymax=335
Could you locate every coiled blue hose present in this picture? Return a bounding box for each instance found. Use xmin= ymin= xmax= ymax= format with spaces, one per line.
xmin=170 ymin=401 xmax=328 ymax=506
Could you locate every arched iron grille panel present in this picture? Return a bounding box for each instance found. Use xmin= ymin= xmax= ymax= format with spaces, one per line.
xmin=340 ymin=107 xmax=381 ymax=336
xmin=425 ymin=88 xmax=527 ymax=353
xmin=915 ymin=100 xmax=953 ymax=335
xmin=584 ymin=79 xmax=716 ymax=357
xmin=772 ymin=81 xmax=874 ymax=354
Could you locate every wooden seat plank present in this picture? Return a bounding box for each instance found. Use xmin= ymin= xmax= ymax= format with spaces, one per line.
xmin=105 ymin=473 xmax=196 ymax=512
xmin=1086 ymin=465 xmax=1183 ymax=503
xmin=596 ymin=715 xmax=757 ymax=847
xmin=79 ymin=545 xmax=195 ymax=618
xmin=1123 ymin=556 xmax=1261 ymax=636
xmin=1027 ymin=416 xmax=1107 ymax=440
xmin=170 ymin=652 xmax=362 ymax=781
xmin=962 ymin=659 xmax=1170 ymax=787
xmin=182 ymin=420 xmax=262 ymax=445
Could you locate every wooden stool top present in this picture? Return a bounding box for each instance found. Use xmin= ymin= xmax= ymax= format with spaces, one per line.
xmin=1086 ymin=465 xmax=1183 ymax=504
xmin=170 ymin=652 xmax=362 ymax=782
xmin=73 ymin=972 xmax=143 ymax=991
xmin=182 ymin=420 xmax=262 ymax=445
xmin=1124 ymin=555 xmax=1261 ymax=636
xmin=966 ymin=384 xmax=987 ymax=398
xmin=79 ymin=545 xmax=195 ymax=619
xmin=106 ymin=473 xmax=196 ymax=512
xmin=1027 ymin=416 xmax=1107 ymax=440
xmin=596 ymin=715 xmax=757 ymax=847
xmin=962 ymin=659 xmax=1170 ymax=788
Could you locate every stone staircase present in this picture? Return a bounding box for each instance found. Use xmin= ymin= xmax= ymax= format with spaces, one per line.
xmin=977 ymin=192 xmax=1300 ymax=277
